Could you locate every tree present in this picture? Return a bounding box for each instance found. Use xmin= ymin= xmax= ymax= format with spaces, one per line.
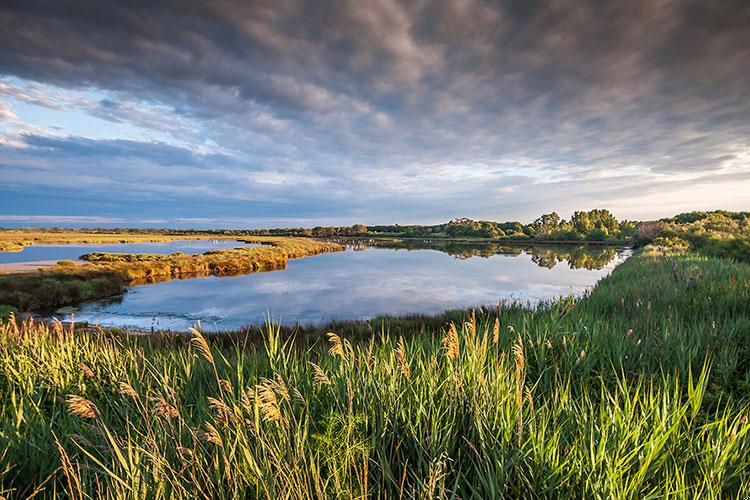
xmin=532 ymin=212 xmax=561 ymax=236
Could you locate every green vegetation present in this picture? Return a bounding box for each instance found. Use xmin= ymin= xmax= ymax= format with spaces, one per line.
xmin=1 ymin=245 xmax=749 ymax=497
xmin=243 ymin=208 xmax=639 ymax=242
xmin=0 ymin=237 xmax=342 ymax=312
xmin=643 ymin=211 xmax=750 ymax=262
xmin=0 ymin=269 xmax=124 ymax=311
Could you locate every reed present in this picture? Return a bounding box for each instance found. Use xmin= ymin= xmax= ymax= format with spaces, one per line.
xmin=0 ymin=250 xmax=749 ymax=498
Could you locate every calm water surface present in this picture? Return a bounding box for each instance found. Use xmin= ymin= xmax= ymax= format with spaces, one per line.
xmin=72 ymin=243 xmax=630 ymax=331
xmin=0 ymin=240 xmax=253 ymax=264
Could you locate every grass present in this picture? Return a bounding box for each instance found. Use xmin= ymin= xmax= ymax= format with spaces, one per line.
xmin=1 ymin=250 xmax=749 ymax=498
xmin=0 ymin=230 xmax=228 ymax=252
xmin=0 ymin=237 xmax=342 ymax=312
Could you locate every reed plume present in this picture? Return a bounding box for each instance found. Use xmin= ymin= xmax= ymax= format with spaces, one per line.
xmin=466 ymin=310 xmax=476 ymax=340
xmin=207 ymin=397 xmax=234 ymax=426
xmin=310 ymin=362 xmax=331 ymax=386
xmin=78 ymin=363 xmax=94 ymax=378
xmin=255 ymin=380 xmax=281 ymax=423
xmin=219 ymin=378 xmax=233 ymax=393
xmin=189 ymin=326 xmax=214 ymax=365
xmin=119 ymin=382 xmax=140 ymax=400
xmin=202 ymin=423 xmax=223 ymax=446
xmin=152 ymin=395 xmax=180 ymax=419
xmin=291 ymin=386 xmax=307 ymax=406
xmin=443 ymin=323 xmax=460 ymax=361
xmin=327 ymin=332 xmax=345 ymax=358
xmin=66 ymin=395 xmax=99 ymax=419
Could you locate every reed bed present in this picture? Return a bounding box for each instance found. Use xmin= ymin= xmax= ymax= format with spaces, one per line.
xmin=0 ymin=231 xmax=222 ymax=253
xmin=0 ymin=237 xmax=342 ymax=312
xmin=0 ymin=252 xmax=749 ymax=498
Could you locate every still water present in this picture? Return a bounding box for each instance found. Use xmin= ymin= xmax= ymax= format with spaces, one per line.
xmin=0 ymin=239 xmax=253 ymax=264
xmin=71 ymin=242 xmax=630 ymax=331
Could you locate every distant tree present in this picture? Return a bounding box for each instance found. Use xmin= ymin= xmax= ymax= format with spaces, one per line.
xmin=571 ymin=209 xmax=619 ymax=237
xmin=350 ymin=224 xmax=368 ymax=235
xmin=532 ymin=212 xmax=561 ymax=236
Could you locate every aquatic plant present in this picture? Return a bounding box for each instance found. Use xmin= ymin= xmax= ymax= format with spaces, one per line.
xmin=1 ymin=250 xmax=749 ymax=497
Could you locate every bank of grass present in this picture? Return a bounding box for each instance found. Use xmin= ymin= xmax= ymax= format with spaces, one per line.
xmin=1 ymin=250 xmax=749 ymax=498
xmin=0 ymin=230 xmax=227 ymax=252
xmin=0 ymin=237 xmax=342 ymax=312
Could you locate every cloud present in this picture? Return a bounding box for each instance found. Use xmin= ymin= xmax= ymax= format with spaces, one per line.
xmin=0 ymin=0 xmax=748 ymax=225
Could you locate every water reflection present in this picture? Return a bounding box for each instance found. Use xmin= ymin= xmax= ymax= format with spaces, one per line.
xmin=334 ymin=238 xmax=620 ymax=270
xmin=73 ymin=241 xmax=630 ymax=331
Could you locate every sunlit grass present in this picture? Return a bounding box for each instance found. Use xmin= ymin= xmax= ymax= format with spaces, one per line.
xmin=1 ymin=252 xmax=749 ymax=497
xmin=0 ymin=230 xmax=224 ymax=252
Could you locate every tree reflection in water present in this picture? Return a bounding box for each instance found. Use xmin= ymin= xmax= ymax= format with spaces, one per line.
xmin=333 ymin=238 xmax=621 ymax=270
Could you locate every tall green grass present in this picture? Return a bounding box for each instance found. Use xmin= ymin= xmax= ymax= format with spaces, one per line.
xmin=1 ymin=252 xmax=749 ymax=498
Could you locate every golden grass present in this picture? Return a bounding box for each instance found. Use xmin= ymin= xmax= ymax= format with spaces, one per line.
xmin=0 ymin=229 xmax=229 ymax=252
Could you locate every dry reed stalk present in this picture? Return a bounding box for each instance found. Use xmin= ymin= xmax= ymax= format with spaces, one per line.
xmin=207 ymin=397 xmax=235 ymax=426
xmin=310 ymin=362 xmax=331 ymax=386
xmin=347 ymin=381 xmax=354 ymax=414
xmin=119 ymin=382 xmax=140 ymax=400
xmin=442 ymin=323 xmax=460 ymax=361
xmin=466 ymin=310 xmax=476 ymax=340
xmin=255 ymin=381 xmax=281 ymax=422
xmin=524 ymin=386 xmax=534 ymax=415
xmin=189 ymin=327 xmax=214 ymax=365
xmin=152 ymin=395 xmax=180 ymax=419
xmin=327 ymin=332 xmax=345 ymax=358
xmin=78 ymin=363 xmax=94 ymax=378
xmin=291 ymin=386 xmax=307 ymax=406
xmin=202 ymin=423 xmax=223 ymax=446
xmin=492 ymin=318 xmax=500 ymax=345
xmin=52 ymin=431 xmax=82 ymax=500
xmin=219 ymin=378 xmax=233 ymax=393
xmin=66 ymin=396 xmax=99 ymax=419
xmin=177 ymin=447 xmax=194 ymax=467
xmin=396 ymin=336 xmax=411 ymax=379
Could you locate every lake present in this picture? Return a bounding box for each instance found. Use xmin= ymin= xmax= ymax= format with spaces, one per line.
xmin=69 ymin=241 xmax=630 ymax=331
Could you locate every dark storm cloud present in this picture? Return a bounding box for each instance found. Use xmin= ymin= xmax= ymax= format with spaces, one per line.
xmin=0 ymin=0 xmax=748 ymax=225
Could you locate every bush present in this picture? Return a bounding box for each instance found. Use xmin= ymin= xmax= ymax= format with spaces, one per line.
xmin=0 ymin=305 xmax=17 ymax=320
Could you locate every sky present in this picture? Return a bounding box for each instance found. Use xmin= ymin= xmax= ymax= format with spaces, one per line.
xmin=0 ymin=0 xmax=748 ymax=228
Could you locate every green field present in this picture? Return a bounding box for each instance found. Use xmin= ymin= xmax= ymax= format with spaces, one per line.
xmin=1 ymin=247 xmax=749 ymax=498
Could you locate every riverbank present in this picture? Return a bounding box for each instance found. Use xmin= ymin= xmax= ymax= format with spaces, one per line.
xmin=2 ymin=248 xmax=748 ymax=497
xmin=0 ymin=230 xmax=241 ymax=252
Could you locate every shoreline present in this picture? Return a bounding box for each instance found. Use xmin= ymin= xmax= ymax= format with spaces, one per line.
xmin=332 ymin=235 xmax=633 ymax=246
